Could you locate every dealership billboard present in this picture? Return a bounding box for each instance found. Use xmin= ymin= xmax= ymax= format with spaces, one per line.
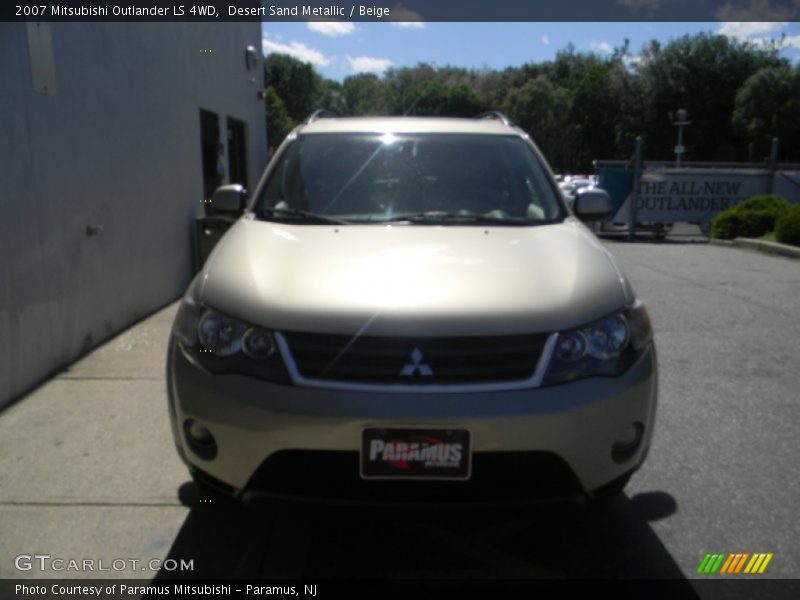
xmin=597 ymin=165 xmax=800 ymax=224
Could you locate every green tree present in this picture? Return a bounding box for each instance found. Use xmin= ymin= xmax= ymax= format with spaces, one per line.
xmin=508 ymin=46 xmax=635 ymax=170
xmin=565 ymin=57 xmax=620 ymax=170
xmin=341 ymin=74 xmax=392 ymax=115
xmin=383 ymin=63 xmax=441 ymax=114
xmin=257 ymin=33 xmax=800 ymax=167
xmin=263 ymin=87 xmax=295 ymax=152
xmin=404 ymin=81 xmax=488 ymax=116
xmin=504 ymin=77 xmax=572 ymax=171
xmin=475 ymin=66 xmax=527 ymax=109
xmin=316 ymin=78 xmax=346 ymax=114
xmin=607 ymin=57 xmax=648 ymax=157
xmin=636 ymin=33 xmax=787 ymax=161
xmin=263 ymin=53 xmax=324 ymax=121
xmin=733 ymin=66 xmax=800 ymax=161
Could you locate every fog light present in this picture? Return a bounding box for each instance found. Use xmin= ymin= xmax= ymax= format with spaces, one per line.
xmin=611 ymin=422 xmax=644 ymax=463
xmin=186 ymin=419 xmax=212 ymax=444
xmin=184 ymin=419 xmax=217 ymax=460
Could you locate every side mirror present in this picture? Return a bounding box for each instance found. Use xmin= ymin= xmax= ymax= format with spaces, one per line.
xmin=210 ymin=184 xmax=247 ymax=215
xmin=573 ymin=188 xmax=612 ymax=222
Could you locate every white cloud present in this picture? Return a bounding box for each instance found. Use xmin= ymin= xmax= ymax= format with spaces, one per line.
xmin=715 ymin=21 xmax=800 ymax=52
xmin=391 ymin=21 xmax=425 ymax=29
xmin=782 ymin=34 xmax=800 ymax=49
xmin=623 ymin=53 xmax=644 ymax=67
xmin=346 ymin=55 xmax=393 ymax=74
xmin=590 ymin=40 xmax=613 ymax=55
xmin=307 ymin=21 xmax=356 ymax=37
xmin=744 ymin=33 xmax=800 ymax=51
xmin=717 ymin=21 xmax=785 ymax=39
xmin=541 ymin=35 xmax=550 ymax=45
xmin=742 ymin=35 xmax=780 ymax=49
xmin=261 ymin=36 xmax=331 ymax=66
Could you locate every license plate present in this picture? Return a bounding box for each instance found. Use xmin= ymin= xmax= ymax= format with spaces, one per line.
xmin=360 ymin=427 xmax=472 ymax=480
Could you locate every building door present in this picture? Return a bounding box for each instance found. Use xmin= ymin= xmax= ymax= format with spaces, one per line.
xmin=195 ymin=109 xmax=231 ymax=273
xmin=226 ymin=117 xmax=248 ymax=188
xmin=199 ymin=109 xmax=221 ymax=199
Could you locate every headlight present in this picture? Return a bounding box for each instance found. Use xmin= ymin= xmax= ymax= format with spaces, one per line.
xmin=585 ymin=313 xmax=629 ymax=360
xmin=171 ymin=299 xmax=290 ymax=383
xmin=554 ymin=331 xmax=588 ymax=363
xmin=173 ymin=295 xmax=202 ymax=347
xmin=241 ymin=328 xmax=276 ymax=359
xmin=198 ymin=311 xmax=247 ymax=357
xmin=543 ymin=299 xmax=653 ymax=386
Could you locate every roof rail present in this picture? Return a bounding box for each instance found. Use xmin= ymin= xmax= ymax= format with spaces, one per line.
xmin=474 ymin=111 xmax=513 ymax=126
xmin=304 ymin=109 xmax=337 ymax=124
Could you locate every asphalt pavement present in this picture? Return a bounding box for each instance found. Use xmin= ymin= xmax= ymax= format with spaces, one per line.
xmin=1 ymin=235 xmax=798 ymax=591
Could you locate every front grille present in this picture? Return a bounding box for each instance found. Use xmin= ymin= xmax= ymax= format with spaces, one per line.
xmin=281 ymin=332 xmax=549 ymax=385
xmin=244 ymin=450 xmax=584 ymax=503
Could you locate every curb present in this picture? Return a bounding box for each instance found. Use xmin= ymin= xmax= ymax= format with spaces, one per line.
xmin=709 ymin=237 xmax=800 ymax=259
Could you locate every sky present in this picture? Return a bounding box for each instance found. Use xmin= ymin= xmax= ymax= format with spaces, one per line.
xmin=260 ymin=21 xmax=800 ymax=80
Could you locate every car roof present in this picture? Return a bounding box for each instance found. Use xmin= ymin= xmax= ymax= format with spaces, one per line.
xmin=298 ymin=116 xmax=525 ymax=136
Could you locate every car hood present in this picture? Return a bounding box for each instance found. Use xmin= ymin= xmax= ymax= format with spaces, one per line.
xmin=199 ymin=217 xmax=632 ymax=336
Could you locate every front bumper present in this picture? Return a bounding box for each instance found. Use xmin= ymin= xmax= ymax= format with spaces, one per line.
xmin=167 ymin=338 xmax=657 ymax=500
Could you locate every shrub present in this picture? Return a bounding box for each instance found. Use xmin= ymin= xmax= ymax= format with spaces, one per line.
xmin=774 ymin=204 xmax=800 ymax=247
xmin=733 ymin=194 xmax=790 ymax=219
xmin=737 ymin=210 xmax=780 ymax=237
xmin=710 ymin=194 xmax=790 ymax=239
xmin=711 ymin=211 xmax=741 ymax=240
xmin=711 ymin=210 xmax=774 ymax=239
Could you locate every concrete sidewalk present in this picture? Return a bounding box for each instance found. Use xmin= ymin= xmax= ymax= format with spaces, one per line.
xmin=0 ymin=303 xmax=189 ymax=579
xmin=709 ymin=236 xmax=800 ymax=259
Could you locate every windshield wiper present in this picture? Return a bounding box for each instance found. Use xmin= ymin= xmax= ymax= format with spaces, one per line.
xmin=380 ymin=211 xmax=528 ymax=225
xmin=255 ymin=206 xmax=351 ymax=225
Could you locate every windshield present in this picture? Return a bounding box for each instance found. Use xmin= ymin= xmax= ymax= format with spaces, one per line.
xmin=254 ymin=132 xmax=565 ymax=225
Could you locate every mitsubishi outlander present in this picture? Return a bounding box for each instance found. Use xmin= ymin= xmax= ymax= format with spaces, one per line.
xmin=167 ymin=111 xmax=657 ymax=504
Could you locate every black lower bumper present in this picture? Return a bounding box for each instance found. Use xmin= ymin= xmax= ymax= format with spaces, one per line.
xmin=223 ymin=450 xmax=588 ymax=506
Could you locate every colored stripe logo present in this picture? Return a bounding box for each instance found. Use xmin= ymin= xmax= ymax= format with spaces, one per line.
xmin=697 ymin=553 xmax=773 ymax=574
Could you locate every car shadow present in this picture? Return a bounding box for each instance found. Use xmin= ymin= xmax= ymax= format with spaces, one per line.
xmin=153 ymin=481 xmax=695 ymax=588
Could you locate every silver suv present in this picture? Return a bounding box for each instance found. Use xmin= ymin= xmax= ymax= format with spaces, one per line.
xmin=167 ymin=112 xmax=657 ymax=504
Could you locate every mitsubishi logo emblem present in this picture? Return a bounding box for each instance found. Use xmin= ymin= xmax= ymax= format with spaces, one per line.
xmin=400 ymin=347 xmax=433 ymax=377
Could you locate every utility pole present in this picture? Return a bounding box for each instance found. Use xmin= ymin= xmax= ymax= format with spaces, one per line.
xmin=673 ymin=109 xmax=691 ymax=166
xmin=629 ymin=136 xmax=642 ymax=241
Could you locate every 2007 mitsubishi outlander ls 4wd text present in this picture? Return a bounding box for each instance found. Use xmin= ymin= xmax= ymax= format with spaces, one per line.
xmin=167 ymin=111 xmax=657 ymax=504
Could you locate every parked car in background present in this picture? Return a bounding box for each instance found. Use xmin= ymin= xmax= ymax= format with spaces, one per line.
xmin=167 ymin=112 xmax=658 ymax=505
xmin=594 ymin=219 xmax=674 ymax=240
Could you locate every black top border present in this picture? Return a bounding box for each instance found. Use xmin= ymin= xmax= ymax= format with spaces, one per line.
xmin=4 ymin=0 xmax=800 ymax=22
